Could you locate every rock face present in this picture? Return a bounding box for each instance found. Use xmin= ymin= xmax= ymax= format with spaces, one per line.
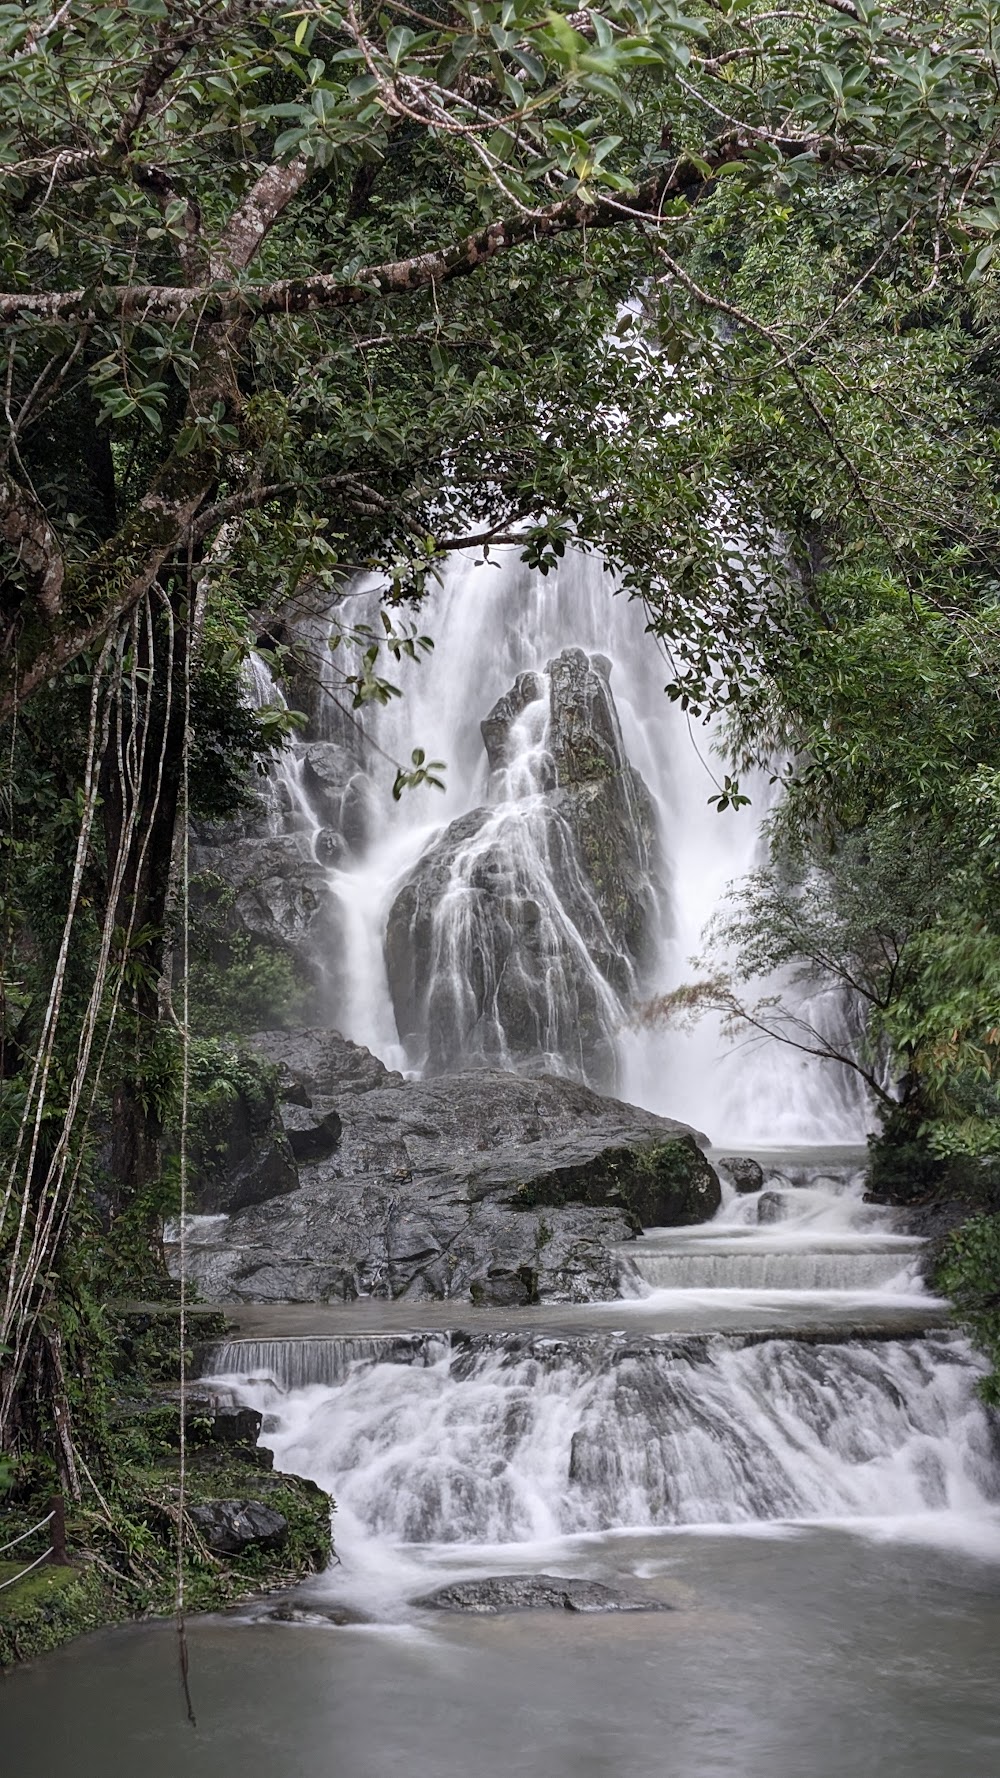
xmin=189 ymin=1071 xmax=298 ymax=1217
xmin=384 ymin=649 xmax=663 ymax=1090
xmin=190 ymin=732 xmax=371 ymax=1003
xmin=299 ymin=741 xmax=372 ymax=849
xmin=172 ymin=1029 xmax=718 ymax=1305
xmin=416 ymin=1574 xmax=670 ymax=1614
xmin=718 ymin=1156 xmax=765 ymax=1194
xmin=188 ymin=1499 xmax=288 ymax=1555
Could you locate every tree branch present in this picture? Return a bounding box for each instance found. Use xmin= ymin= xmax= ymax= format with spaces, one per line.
xmin=0 ymin=140 xmax=824 ymax=328
xmin=1 ymin=468 xmax=65 ymax=621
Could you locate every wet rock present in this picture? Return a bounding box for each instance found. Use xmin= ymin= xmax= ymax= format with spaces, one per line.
xmin=172 ymin=1042 xmax=716 ymax=1305
xmin=385 ymin=650 xmax=663 ymax=1089
xmin=189 ymin=1500 xmax=288 ymax=1556
xmin=757 ymin=1191 xmax=787 ymax=1225
xmin=197 ymin=1399 xmax=265 ymax=1449
xmin=264 ymin=1603 xmax=365 ymax=1627
xmin=416 ymin=1574 xmax=670 ymax=1614
xmin=314 ymin=826 xmax=348 ymax=867
xmin=280 ymin=1102 xmax=343 ymax=1162
xmin=193 ymin=831 xmax=338 ymax=985
xmin=250 ymin=1028 xmax=404 ymax=1099
xmin=480 ymin=671 xmax=547 ymax=772
xmin=300 ymin=741 xmax=371 ymax=849
xmin=718 ymin=1156 xmax=765 ymax=1194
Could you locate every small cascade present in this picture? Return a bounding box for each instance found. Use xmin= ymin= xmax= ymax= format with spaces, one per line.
xmin=207 ymin=1327 xmax=998 ymax=1541
xmin=623 ymin=1236 xmax=926 ymax=1295
xmin=209 ymin=1334 xmax=450 ymax=1390
xmin=202 ymin=1165 xmax=1000 ymax=1554
xmin=623 ymin=1157 xmax=924 ymax=1296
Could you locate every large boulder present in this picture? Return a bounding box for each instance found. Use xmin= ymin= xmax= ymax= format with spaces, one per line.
xmin=171 ymin=1039 xmax=717 ymax=1305
xmin=384 ymin=804 xmax=623 ymax=1089
xmin=384 ymin=650 xmax=663 ymax=1091
xmin=188 ymin=1500 xmax=288 ymax=1556
xmin=718 ymin=1156 xmax=765 ymax=1195
xmin=546 ymin=648 xmax=661 ymax=965
xmin=416 ymin=1574 xmax=670 ymax=1614
xmin=249 ymin=1027 xmax=405 ymax=1099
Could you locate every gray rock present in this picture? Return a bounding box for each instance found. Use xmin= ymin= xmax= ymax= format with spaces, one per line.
xmin=194 ymin=831 xmax=338 ymax=988
xmin=416 ymin=1574 xmax=670 ymax=1614
xmin=756 ymin=1190 xmax=786 ymax=1224
xmin=384 ymin=650 xmax=664 ymax=1090
xmin=264 ymin=1603 xmax=364 ymax=1627
xmin=718 ymin=1155 xmax=765 ymax=1194
xmin=249 ymin=1028 xmax=404 ymax=1099
xmin=480 ymin=671 xmax=547 ymax=772
xmin=300 ymin=741 xmax=372 ymax=849
xmin=279 ymin=1101 xmax=343 ymax=1162
xmin=173 ymin=1044 xmax=717 ymax=1305
xmin=189 ymin=1500 xmax=288 ymax=1556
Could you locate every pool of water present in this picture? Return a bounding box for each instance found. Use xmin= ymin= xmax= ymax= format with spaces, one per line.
xmin=5 ymin=1522 xmax=1000 ymax=1778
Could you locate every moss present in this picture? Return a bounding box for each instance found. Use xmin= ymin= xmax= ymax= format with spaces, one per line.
xmin=0 ymin=1449 xmax=332 ymax=1671
xmin=510 ymin=1136 xmax=719 ymax=1230
xmin=0 ymin=1562 xmax=114 ymax=1670
xmin=1 ymin=1303 xmax=332 ymax=1671
xmin=937 ymin=1213 xmax=1000 ymax=1406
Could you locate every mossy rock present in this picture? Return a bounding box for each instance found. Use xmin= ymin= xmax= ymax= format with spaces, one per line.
xmin=511 ymin=1136 xmax=719 ymax=1231
xmin=0 ymin=1562 xmax=114 ymax=1670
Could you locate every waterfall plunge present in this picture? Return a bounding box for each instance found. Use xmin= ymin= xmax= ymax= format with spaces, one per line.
xmin=265 ymin=548 xmax=868 ymax=1145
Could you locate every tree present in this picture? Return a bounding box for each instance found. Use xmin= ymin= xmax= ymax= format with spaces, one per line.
xmin=4 ymin=0 xmax=1000 ymax=717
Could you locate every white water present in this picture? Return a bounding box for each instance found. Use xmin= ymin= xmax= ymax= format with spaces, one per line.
xmin=207 ymin=551 xmax=1000 ymax=1645
xmin=256 ymin=548 xmax=868 ymax=1145
xmin=204 ymin=1167 xmax=1000 ymax=1604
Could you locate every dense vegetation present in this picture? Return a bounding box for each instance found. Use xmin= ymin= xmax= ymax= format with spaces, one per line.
xmin=3 ymin=0 xmax=1000 ymax=1613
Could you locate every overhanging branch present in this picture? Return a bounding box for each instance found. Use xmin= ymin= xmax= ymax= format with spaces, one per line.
xmin=0 ymin=140 xmax=826 ymax=329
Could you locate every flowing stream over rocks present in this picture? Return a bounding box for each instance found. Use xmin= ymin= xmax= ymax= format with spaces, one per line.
xmin=8 ymin=554 xmax=1000 ymax=1775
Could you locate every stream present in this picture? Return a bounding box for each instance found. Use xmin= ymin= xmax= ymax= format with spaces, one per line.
xmin=6 ymin=1153 xmax=1000 ymax=1775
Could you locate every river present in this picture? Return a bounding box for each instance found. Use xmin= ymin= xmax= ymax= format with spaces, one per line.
xmin=6 ymin=1153 xmax=1000 ymax=1774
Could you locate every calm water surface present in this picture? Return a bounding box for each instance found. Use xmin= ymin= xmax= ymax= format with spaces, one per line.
xmin=5 ymin=1524 xmax=1000 ymax=1778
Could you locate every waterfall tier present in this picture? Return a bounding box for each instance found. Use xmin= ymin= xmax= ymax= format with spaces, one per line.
xmin=201 ymin=550 xmax=871 ymax=1146
xmin=623 ymin=1231 xmax=926 ymax=1294
xmin=207 ymin=1326 xmax=997 ymax=1539
xmin=201 ymin=1162 xmax=999 ymax=1546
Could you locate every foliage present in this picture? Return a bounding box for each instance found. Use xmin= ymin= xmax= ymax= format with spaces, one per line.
xmin=7 ymin=0 xmax=1000 ymax=1506
xmin=938 ymin=1216 xmax=1000 ymax=1406
xmin=188 ymin=872 xmax=308 ymax=1034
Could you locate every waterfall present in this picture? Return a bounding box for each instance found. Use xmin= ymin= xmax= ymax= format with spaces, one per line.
xmin=252 ymin=548 xmax=868 ymax=1145
xmin=199 ymin=1143 xmax=999 ymax=1600
xmin=207 ymin=1326 xmax=998 ymax=1541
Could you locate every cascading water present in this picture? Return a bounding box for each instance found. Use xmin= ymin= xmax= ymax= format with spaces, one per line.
xmin=203 ymin=1162 xmax=1000 ymax=1604
xmin=195 ymin=549 xmax=1000 ymax=1647
xmin=242 ymin=548 xmax=871 ymax=1142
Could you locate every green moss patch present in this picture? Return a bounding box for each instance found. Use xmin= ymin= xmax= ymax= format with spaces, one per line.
xmin=510 ymin=1136 xmax=719 ymax=1230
